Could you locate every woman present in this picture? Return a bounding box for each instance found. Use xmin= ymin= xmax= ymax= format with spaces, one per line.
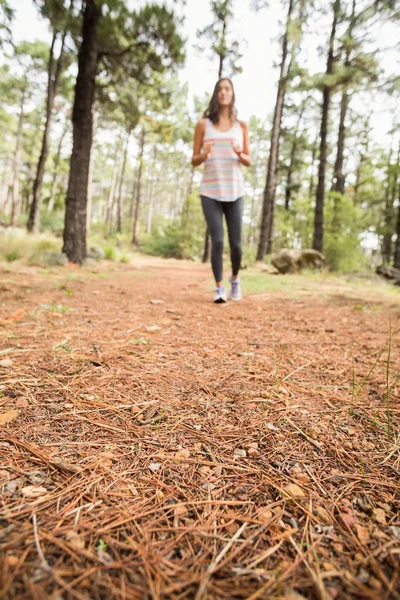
xmin=192 ymin=78 xmax=251 ymax=303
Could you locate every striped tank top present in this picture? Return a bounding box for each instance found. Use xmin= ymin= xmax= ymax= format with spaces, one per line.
xmin=200 ymin=119 xmax=245 ymax=202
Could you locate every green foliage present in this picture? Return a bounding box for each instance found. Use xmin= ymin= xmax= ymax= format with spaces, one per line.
xmin=142 ymin=193 xmax=204 ymax=259
xmin=4 ymin=249 xmax=20 ymax=262
xmin=104 ymin=245 xmax=118 ymax=261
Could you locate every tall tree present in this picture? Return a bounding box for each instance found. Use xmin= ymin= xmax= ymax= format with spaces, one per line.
xmin=312 ymin=0 xmax=341 ymax=253
xmin=62 ymin=0 xmax=184 ymax=263
xmin=27 ymin=0 xmax=73 ymax=234
xmin=256 ymin=0 xmax=303 ymax=260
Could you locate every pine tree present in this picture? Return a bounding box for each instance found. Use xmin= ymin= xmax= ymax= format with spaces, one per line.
xmin=61 ymin=1 xmax=185 ymax=263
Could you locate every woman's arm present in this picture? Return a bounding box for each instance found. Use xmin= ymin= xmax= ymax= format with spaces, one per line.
xmin=233 ymin=121 xmax=251 ymax=167
xmin=191 ymin=120 xmax=212 ymax=167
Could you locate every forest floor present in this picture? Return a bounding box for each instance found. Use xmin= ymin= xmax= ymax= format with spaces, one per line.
xmin=1 ymin=256 xmax=400 ymax=600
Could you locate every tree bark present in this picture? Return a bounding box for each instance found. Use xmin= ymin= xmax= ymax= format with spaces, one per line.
xmin=11 ymin=87 xmax=26 ymax=227
xmin=313 ymin=0 xmax=341 ymax=253
xmin=394 ymin=179 xmax=400 ymax=269
xmin=47 ymin=121 xmax=68 ymax=214
xmin=382 ymin=147 xmax=393 ymax=264
xmin=285 ymin=100 xmax=306 ymax=211
xmin=256 ymin=0 xmax=294 ymax=260
xmin=86 ymin=109 xmax=98 ymax=232
xmin=332 ymin=0 xmax=356 ymax=195
xmin=132 ymin=128 xmax=146 ymax=245
xmin=105 ymin=154 xmax=119 ymax=233
xmin=63 ymin=0 xmax=100 ymax=263
xmin=308 ymin=138 xmax=317 ymax=200
xmin=117 ymin=132 xmax=130 ymax=234
xmin=27 ymin=30 xmax=66 ymax=234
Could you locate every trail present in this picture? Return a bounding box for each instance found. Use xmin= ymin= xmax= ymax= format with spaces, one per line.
xmin=1 ymin=258 xmax=399 ymax=599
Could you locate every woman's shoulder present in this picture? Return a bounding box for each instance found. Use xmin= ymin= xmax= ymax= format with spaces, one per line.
xmin=196 ymin=118 xmax=208 ymax=130
xmin=237 ymin=119 xmax=248 ymax=131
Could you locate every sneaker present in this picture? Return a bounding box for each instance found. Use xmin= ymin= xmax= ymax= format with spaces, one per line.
xmin=229 ymin=276 xmax=242 ymax=301
xmin=214 ymin=286 xmax=227 ymax=303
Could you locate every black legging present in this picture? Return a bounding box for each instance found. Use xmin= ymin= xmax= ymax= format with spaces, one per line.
xmin=200 ymin=195 xmax=243 ymax=283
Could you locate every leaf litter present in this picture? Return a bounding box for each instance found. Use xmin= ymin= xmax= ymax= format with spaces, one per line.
xmin=0 ymin=260 xmax=399 ymax=599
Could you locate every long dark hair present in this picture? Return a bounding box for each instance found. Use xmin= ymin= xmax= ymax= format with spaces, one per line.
xmin=203 ymin=78 xmax=238 ymax=125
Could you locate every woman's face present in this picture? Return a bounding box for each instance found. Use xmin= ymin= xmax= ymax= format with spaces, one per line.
xmin=218 ymin=80 xmax=233 ymax=108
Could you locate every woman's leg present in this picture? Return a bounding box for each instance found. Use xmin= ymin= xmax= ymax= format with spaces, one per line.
xmin=200 ymin=196 xmax=224 ymax=284
xmin=223 ymin=197 xmax=244 ymax=278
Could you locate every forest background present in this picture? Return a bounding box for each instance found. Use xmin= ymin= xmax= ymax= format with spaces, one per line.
xmin=0 ymin=0 xmax=399 ymax=273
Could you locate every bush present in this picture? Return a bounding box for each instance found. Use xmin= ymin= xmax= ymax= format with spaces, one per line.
xmin=104 ymin=245 xmax=117 ymax=261
xmin=4 ymin=249 xmax=20 ymax=262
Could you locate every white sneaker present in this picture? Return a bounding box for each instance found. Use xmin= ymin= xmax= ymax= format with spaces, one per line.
xmin=229 ymin=276 xmax=242 ymax=301
xmin=214 ymin=286 xmax=227 ymax=303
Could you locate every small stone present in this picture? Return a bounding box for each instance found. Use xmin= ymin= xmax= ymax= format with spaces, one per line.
xmin=15 ymin=397 xmax=29 ymax=407
xmin=373 ymin=508 xmax=386 ymax=525
xmin=28 ymin=471 xmax=46 ymax=485
xmin=281 ymin=484 xmax=305 ymax=499
xmin=212 ymin=466 xmax=222 ymax=477
xmin=233 ymin=448 xmax=247 ymax=458
xmin=4 ymin=555 xmax=19 ymax=566
xmin=0 ymin=358 xmax=13 ymax=368
xmin=149 ymin=462 xmax=161 ymax=473
xmin=257 ymin=508 xmax=273 ymax=522
xmin=266 ymin=422 xmax=279 ymax=431
xmin=175 ymin=449 xmax=190 ymax=459
xmin=174 ymin=504 xmax=188 ymax=517
xmin=357 ymin=568 xmax=370 ymax=584
xmin=322 ymin=562 xmax=335 ymax=572
xmin=21 ymin=485 xmax=48 ymax=498
xmin=146 ymin=325 xmax=161 ymax=333
xmin=150 ymin=300 xmax=164 ymax=305
xmin=248 ymin=447 xmax=260 ymax=457
xmin=315 ymin=506 xmax=331 ymax=524
xmin=0 ymin=410 xmax=19 ymax=426
xmin=201 ymin=483 xmax=216 ymax=492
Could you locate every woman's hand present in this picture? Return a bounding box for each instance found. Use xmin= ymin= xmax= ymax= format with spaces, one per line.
xmin=232 ymin=142 xmax=243 ymax=157
xmin=202 ymin=142 xmax=213 ymax=159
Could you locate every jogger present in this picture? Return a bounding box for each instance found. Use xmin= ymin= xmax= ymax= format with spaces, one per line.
xmin=191 ymin=78 xmax=251 ymax=303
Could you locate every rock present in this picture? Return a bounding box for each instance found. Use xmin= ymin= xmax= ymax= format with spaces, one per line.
xmin=376 ymin=265 xmax=400 ymax=286
xmin=0 ymin=410 xmax=19 ymax=426
xmin=15 ymin=397 xmax=29 ymax=407
xmin=0 ymin=358 xmax=13 ymax=368
xmin=146 ymin=325 xmax=161 ymax=333
xmin=271 ymin=249 xmax=326 ymax=274
xmin=315 ymin=506 xmax=331 ymax=524
xmin=86 ymin=246 xmax=104 ymax=260
xmin=149 ymin=462 xmax=161 ymax=473
xmin=150 ymin=299 xmax=164 ymax=305
xmin=30 ymin=251 xmax=68 ymax=267
xmin=373 ymin=507 xmax=386 ymax=525
xmin=281 ymin=484 xmax=305 ymax=499
xmin=21 ymin=485 xmax=48 ymax=498
xmin=82 ymin=257 xmax=96 ymax=266
xmin=233 ymin=448 xmax=247 ymax=458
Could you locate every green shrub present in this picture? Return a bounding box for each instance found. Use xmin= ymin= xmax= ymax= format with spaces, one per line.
xmin=104 ymin=245 xmax=117 ymax=261
xmin=4 ymin=249 xmax=20 ymax=262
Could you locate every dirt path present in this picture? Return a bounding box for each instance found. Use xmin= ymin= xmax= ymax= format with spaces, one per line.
xmin=1 ymin=258 xmax=400 ymax=599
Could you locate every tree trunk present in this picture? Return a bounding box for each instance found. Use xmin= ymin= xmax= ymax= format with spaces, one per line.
xmin=394 ymin=179 xmax=400 ymax=269
xmin=105 ymin=155 xmax=119 ymax=233
xmin=132 ymin=128 xmax=146 ymax=245
xmin=47 ymin=121 xmax=68 ymax=214
xmin=63 ymin=0 xmax=100 ymax=263
xmin=313 ymin=0 xmax=340 ymax=253
xmin=308 ymin=138 xmax=318 ymax=200
xmin=11 ymin=87 xmax=26 ymax=227
xmin=146 ymin=143 xmax=158 ymax=234
xmin=332 ymin=0 xmax=356 ymax=195
xmin=27 ymin=31 xmax=66 ymax=234
xmin=117 ymin=131 xmax=130 ymax=234
xmin=86 ymin=109 xmax=98 ymax=232
xmin=285 ymin=101 xmax=306 ymax=211
xmin=256 ymin=0 xmax=294 ymax=260
xmin=382 ymin=148 xmax=393 ymax=265
xmin=332 ymin=88 xmax=350 ymax=195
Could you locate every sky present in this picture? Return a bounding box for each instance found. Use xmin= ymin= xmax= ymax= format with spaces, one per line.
xmin=6 ymin=0 xmax=399 ymax=149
